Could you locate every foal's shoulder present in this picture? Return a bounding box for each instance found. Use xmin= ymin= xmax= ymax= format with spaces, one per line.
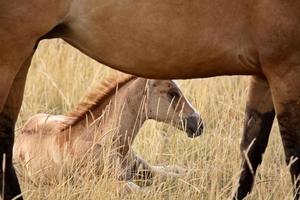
xmin=21 ymin=113 xmax=67 ymax=135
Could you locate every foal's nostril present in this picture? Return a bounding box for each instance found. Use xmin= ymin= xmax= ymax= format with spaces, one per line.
xmin=199 ymin=120 xmax=204 ymax=130
xmin=186 ymin=116 xmax=198 ymax=130
xmin=185 ymin=112 xmax=203 ymax=138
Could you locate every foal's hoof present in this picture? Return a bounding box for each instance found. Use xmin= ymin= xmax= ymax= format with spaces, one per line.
xmin=124 ymin=181 xmax=142 ymax=193
xmin=124 ymin=181 xmax=152 ymax=194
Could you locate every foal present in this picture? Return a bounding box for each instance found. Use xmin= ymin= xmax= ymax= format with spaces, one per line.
xmin=14 ymin=75 xmax=203 ymax=188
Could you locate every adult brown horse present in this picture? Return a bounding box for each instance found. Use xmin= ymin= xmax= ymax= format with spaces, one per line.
xmin=1 ymin=1 xmax=300 ymax=200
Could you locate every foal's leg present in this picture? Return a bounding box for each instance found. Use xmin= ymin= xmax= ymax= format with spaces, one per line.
xmin=124 ymin=150 xmax=182 ymax=185
xmin=234 ymin=76 xmax=275 ymax=200
xmin=264 ymin=65 xmax=300 ymax=199
xmin=123 ymin=150 xmax=154 ymax=183
xmin=0 ymin=53 xmax=33 ymax=200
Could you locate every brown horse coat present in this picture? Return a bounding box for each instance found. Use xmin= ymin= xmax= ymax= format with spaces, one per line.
xmin=1 ymin=1 xmax=300 ymax=199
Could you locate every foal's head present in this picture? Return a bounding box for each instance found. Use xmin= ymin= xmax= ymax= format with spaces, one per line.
xmin=145 ymin=80 xmax=203 ymax=138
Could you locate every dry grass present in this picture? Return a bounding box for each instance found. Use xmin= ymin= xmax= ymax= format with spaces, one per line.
xmin=15 ymin=39 xmax=292 ymax=200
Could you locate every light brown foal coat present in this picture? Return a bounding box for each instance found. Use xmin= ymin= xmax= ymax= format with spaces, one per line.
xmin=14 ymin=75 xmax=201 ymax=188
xmin=2 ymin=1 xmax=300 ymax=199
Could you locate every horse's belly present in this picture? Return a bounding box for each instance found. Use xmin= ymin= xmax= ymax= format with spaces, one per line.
xmin=65 ymin=0 xmax=261 ymax=78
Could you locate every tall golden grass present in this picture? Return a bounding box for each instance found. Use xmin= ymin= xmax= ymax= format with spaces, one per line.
xmin=15 ymin=39 xmax=291 ymax=200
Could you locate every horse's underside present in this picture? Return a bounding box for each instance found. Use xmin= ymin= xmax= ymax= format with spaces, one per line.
xmin=1 ymin=0 xmax=300 ymax=199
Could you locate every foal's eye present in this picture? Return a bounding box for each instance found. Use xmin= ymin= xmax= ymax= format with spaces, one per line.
xmin=168 ymin=90 xmax=180 ymax=100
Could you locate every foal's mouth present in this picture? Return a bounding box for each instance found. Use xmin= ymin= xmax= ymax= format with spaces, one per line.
xmin=186 ymin=122 xmax=204 ymax=138
xmin=184 ymin=113 xmax=204 ymax=138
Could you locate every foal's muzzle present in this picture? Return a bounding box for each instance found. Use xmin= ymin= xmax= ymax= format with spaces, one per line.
xmin=184 ymin=112 xmax=204 ymax=138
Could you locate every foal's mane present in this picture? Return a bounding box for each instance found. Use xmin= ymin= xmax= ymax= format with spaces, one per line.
xmin=59 ymin=73 xmax=137 ymax=132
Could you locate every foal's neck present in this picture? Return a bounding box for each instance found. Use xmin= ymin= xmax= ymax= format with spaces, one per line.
xmin=67 ymin=78 xmax=148 ymax=155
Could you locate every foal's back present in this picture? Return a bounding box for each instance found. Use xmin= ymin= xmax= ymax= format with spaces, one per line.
xmin=14 ymin=114 xmax=68 ymax=175
xmin=22 ymin=113 xmax=67 ymax=134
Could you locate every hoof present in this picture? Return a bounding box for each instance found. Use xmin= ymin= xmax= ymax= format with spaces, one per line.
xmin=124 ymin=181 xmax=141 ymax=193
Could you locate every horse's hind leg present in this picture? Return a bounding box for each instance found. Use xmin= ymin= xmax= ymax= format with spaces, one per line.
xmin=234 ymin=76 xmax=275 ymax=200
xmin=263 ymin=63 xmax=300 ymax=199
xmin=0 ymin=53 xmax=33 ymax=200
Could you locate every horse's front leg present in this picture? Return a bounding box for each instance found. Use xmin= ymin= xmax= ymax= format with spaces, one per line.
xmin=0 ymin=53 xmax=33 ymax=200
xmin=234 ymin=76 xmax=275 ymax=200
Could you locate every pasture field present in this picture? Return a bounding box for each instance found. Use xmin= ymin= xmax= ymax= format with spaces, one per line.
xmin=15 ymin=39 xmax=290 ymax=200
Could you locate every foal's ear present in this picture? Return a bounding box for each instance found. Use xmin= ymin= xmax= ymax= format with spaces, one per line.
xmin=172 ymin=80 xmax=179 ymax=84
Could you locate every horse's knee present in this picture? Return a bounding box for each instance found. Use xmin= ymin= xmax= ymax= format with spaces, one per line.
xmin=0 ymin=114 xmax=22 ymax=199
xmin=235 ymin=109 xmax=274 ymax=200
xmin=289 ymin=159 xmax=300 ymax=177
xmin=240 ymin=107 xmax=275 ymax=163
xmin=0 ymin=112 xmax=15 ymax=171
xmin=0 ymin=113 xmax=15 ymax=154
